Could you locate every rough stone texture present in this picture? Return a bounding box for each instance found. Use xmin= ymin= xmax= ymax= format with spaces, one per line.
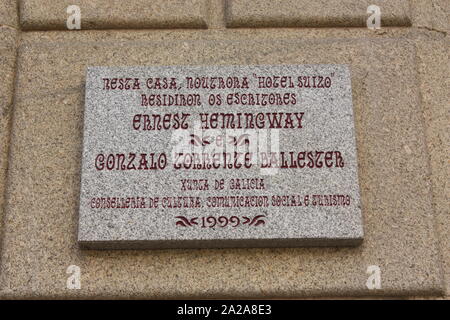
xmin=226 ymin=0 xmax=411 ymax=28
xmin=79 ymin=65 xmax=363 ymax=249
xmin=416 ymin=38 xmax=450 ymax=295
xmin=0 ymin=27 xmax=18 ymax=252
xmin=207 ymin=0 xmax=226 ymax=29
xmin=0 ymin=0 xmax=18 ymax=28
xmin=411 ymin=0 xmax=449 ymax=34
xmin=20 ymin=0 xmax=208 ymax=30
xmin=0 ymin=29 xmax=444 ymax=298
xmin=431 ymin=0 xmax=449 ymax=34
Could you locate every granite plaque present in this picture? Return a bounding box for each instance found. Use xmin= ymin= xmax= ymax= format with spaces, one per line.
xmin=78 ymin=65 xmax=363 ymax=249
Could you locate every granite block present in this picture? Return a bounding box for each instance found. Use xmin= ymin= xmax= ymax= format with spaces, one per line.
xmin=20 ymin=0 xmax=208 ymax=30
xmin=416 ymin=39 xmax=450 ymax=295
xmin=0 ymin=29 xmax=443 ymax=298
xmin=78 ymin=64 xmax=363 ymax=249
xmin=226 ymin=0 xmax=411 ymax=28
xmin=411 ymin=0 xmax=449 ymax=34
xmin=0 ymin=27 xmax=18 ymax=255
xmin=0 ymin=0 xmax=18 ymax=28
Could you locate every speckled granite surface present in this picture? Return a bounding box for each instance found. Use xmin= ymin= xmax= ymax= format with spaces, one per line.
xmin=0 ymin=1 xmax=448 ymax=298
xmin=78 ymin=64 xmax=363 ymax=249
xmin=226 ymin=0 xmax=411 ymax=27
xmin=19 ymin=0 xmax=208 ymax=30
xmin=0 ymin=0 xmax=18 ymax=28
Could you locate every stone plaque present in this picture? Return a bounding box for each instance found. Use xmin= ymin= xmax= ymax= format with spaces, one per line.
xmin=78 ymin=65 xmax=363 ymax=249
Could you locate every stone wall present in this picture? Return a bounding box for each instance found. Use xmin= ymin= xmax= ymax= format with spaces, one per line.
xmin=0 ymin=0 xmax=448 ymax=298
